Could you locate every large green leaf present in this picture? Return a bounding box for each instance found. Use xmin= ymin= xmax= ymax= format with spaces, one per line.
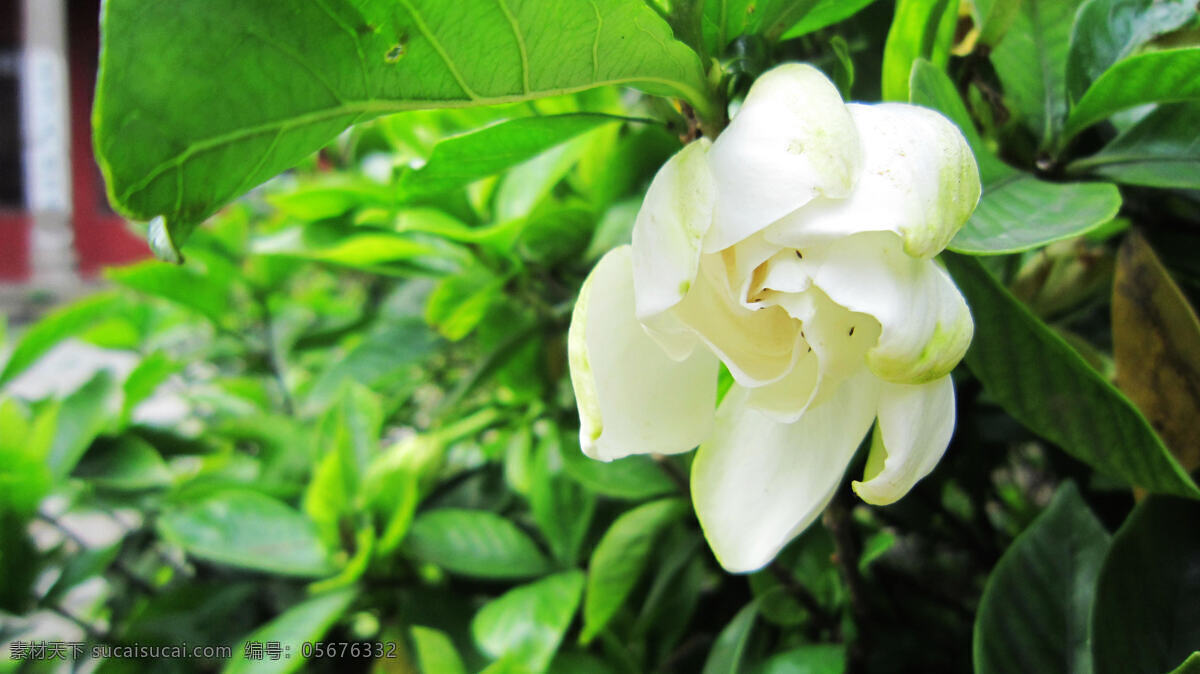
xmin=880 ymin=0 xmax=959 ymax=101
xmin=1068 ymin=102 xmax=1200 ymax=189
xmin=973 ymin=482 xmax=1111 ymax=674
xmin=702 ymin=596 xmax=765 ymax=674
xmin=0 ymin=292 xmax=121 ymax=385
xmin=406 ymin=508 xmax=551 ymax=580
xmin=73 ymin=435 xmax=172 ymax=491
xmin=950 ymin=173 xmax=1122 ymax=254
xmin=158 ymin=488 xmax=335 ymax=577
xmin=106 ymin=261 xmax=234 ymax=326
xmin=942 ymin=254 xmax=1200 ymax=498
xmin=755 ymin=644 xmax=847 ymax=674
xmin=556 ymin=431 xmax=678 ymax=501
xmin=1092 ymin=497 xmax=1200 ymax=674
xmin=95 ymin=0 xmax=710 ymax=252
xmin=971 ymin=0 xmax=1022 ymax=46
xmin=472 ymin=570 xmax=585 ymax=672
xmin=46 ymin=372 xmax=122 ymax=480
xmin=401 ymin=114 xmax=622 ymax=196
xmin=225 ymin=589 xmax=357 ymax=674
xmin=780 ymin=0 xmax=881 ymax=40
xmin=581 ymin=498 xmax=687 ymax=643
xmin=530 ymin=434 xmax=596 ymax=565
xmin=1062 ymin=47 xmax=1200 ymax=142
xmin=989 ymin=0 xmax=1087 ymax=148
xmin=1065 ymin=0 xmax=1196 ymax=102
xmin=412 ymin=625 xmax=469 ymax=674
xmin=907 ymin=61 xmax=1124 ymax=254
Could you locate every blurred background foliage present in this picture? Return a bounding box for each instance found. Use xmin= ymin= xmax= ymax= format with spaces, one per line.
xmin=2 ymin=0 xmax=1200 ymax=672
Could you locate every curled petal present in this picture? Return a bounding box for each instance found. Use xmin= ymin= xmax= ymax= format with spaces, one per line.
xmin=692 ymin=373 xmax=880 ymax=573
xmin=705 ymin=64 xmax=863 ymax=253
xmin=632 ymin=139 xmax=716 ymax=321
xmin=568 ymin=246 xmax=718 ymax=461
xmin=853 ymin=376 xmax=955 ymax=505
xmin=766 ymin=102 xmax=981 ymax=258
xmin=812 ymin=232 xmax=973 ymax=384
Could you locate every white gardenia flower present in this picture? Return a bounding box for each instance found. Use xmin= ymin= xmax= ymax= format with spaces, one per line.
xmin=568 ymin=63 xmax=981 ymax=573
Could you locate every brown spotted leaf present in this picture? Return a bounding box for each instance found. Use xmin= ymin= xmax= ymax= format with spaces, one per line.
xmin=1113 ymin=230 xmax=1200 ymax=473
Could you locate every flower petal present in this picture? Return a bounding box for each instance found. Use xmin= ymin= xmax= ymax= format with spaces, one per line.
xmin=852 ymin=375 xmax=955 ymax=505
xmin=692 ymin=373 xmax=880 ymax=573
xmin=705 ymin=64 xmax=862 ymax=253
xmin=811 ymin=232 xmax=973 ymax=384
xmin=766 ymin=102 xmax=981 ymax=258
xmin=748 ymin=288 xmax=881 ymax=421
xmin=568 ymin=246 xmax=719 ymax=461
xmin=632 ymin=139 xmax=716 ymax=320
xmin=671 ymin=255 xmax=803 ymax=386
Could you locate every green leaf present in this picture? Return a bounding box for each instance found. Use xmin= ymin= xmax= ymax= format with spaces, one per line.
xmin=1170 ymin=654 xmax=1200 ymax=674
xmin=43 ymin=541 xmax=121 ymax=605
xmin=1066 ymin=0 xmax=1196 ymax=102
xmin=908 ymin=59 xmax=1014 ymax=184
xmin=158 ymin=488 xmax=335 ymax=577
xmin=106 ymin=261 xmax=233 ymax=326
xmin=267 ymin=177 xmax=392 ymax=220
xmin=425 ymin=267 xmax=507 ymax=341
xmin=95 ymin=0 xmax=711 ymax=252
xmin=1063 ymin=47 xmax=1200 ymax=142
xmin=121 ymin=351 xmax=179 ymax=424
xmin=73 ymin=435 xmax=172 ymax=491
xmin=0 ymin=292 xmax=120 ymax=385
xmin=225 ymin=588 xmax=356 ymax=674
xmin=754 ymin=644 xmax=847 ymax=674
xmin=557 ymin=433 xmax=678 ymax=501
xmin=1092 ymin=496 xmax=1200 ymax=674
xmin=472 ymin=570 xmax=585 ymax=672
xmin=406 ymin=508 xmax=551 ymax=580
xmin=0 ymin=398 xmax=50 ymax=515
xmin=581 ymin=498 xmax=687 ymax=643
xmin=881 ymin=0 xmax=959 ymax=101
xmin=780 ymin=0 xmax=880 ymax=40
xmin=950 ymin=174 xmax=1122 ymax=254
xmin=989 ymin=0 xmax=1087 ymax=148
xmin=973 ymin=482 xmax=1111 ymax=674
xmin=1068 ymin=102 xmax=1200 ymax=189
xmin=412 ymin=625 xmax=469 ymax=674
xmin=46 ymin=371 xmax=121 ymax=480
xmin=402 ymin=114 xmax=622 ymax=196
xmin=942 ymin=254 xmax=1200 ymax=498
xmin=530 ymin=434 xmax=596 ymax=565
xmin=702 ymin=596 xmax=763 ymax=674
xmin=304 ymin=317 xmax=437 ymax=413
xmin=971 ymin=0 xmax=1022 ymax=46
xmin=703 ymin=0 xmax=823 ymax=51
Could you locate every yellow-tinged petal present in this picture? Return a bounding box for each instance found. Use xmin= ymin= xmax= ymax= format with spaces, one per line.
xmin=810 ymin=232 xmax=973 ymax=384
xmin=853 ymin=375 xmax=956 ymax=505
xmin=692 ymin=372 xmax=879 ymax=573
xmin=567 ymin=246 xmax=718 ymax=461
xmin=767 ymin=103 xmax=980 ymax=258
xmin=705 ymin=64 xmax=863 ymax=253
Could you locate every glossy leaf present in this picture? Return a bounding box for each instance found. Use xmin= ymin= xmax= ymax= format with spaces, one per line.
xmin=949 ymin=174 xmax=1122 ymax=254
xmin=1063 ymin=47 xmax=1200 ymax=142
xmin=472 ymin=570 xmax=585 ymax=672
xmin=756 ymin=644 xmax=847 ymax=674
xmin=557 ymin=432 xmax=678 ymax=501
xmin=158 ymin=489 xmax=335 ymax=577
xmin=106 ymin=261 xmax=234 ymax=326
xmin=226 ymin=589 xmax=356 ymax=674
xmin=1111 ymin=231 xmax=1200 ymax=473
xmin=581 ymin=498 xmax=687 ymax=643
xmin=989 ymin=0 xmax=1087 ymax=148
xmin=0 ymin=293 xmax=120 ymax=385
xmin=973 ymin=482 xmax=1110 ymax=674
xmin=1092 ymin=496 xmax=1200 ymax=674
xmin=1069 ymin=102 xmax=1200 ymax=189
xmin=881 ymin=0 xmax=959 ymax=101
xmin=1170 ymin=654 xmax=1200 ymax=674
xmin=46 ymin=372 xmax=121 ymax=480
xmin=412 ymin=625 xmax=469 ymax=674
xmin=406 ymin=508 xmax=551 ymax=580
xmin=781 ymin=0 xmax=880 ymax=40
xmin=702 ymin=596 xmax=764 ymax=674
xmin=73 ymin=435 xmax=172 ymax=491
xmin=402 ymin=114 xmax=622 ymax=196
xmin=942 ymin=254 xmax=1200 ymax=498
xmin=95 ymin=0 xmax=711 ymax=252
xmin=1066 ymin=0 xmax=1196 ymax=101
